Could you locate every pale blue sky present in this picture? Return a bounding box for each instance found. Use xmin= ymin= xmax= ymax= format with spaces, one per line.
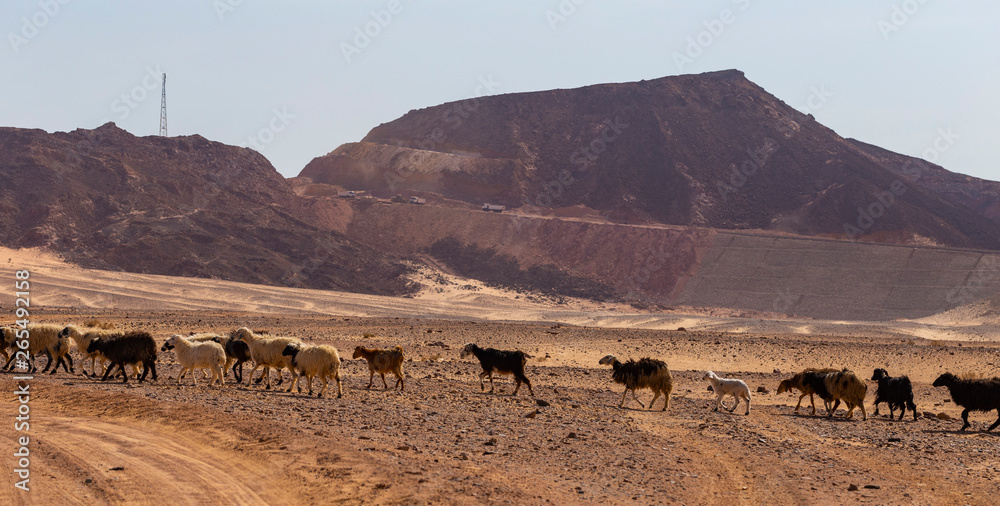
xmin=1 ymin=1 xmax=997 ymax=180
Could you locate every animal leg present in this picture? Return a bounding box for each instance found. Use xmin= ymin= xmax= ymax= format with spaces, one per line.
xmin=744 ymin=394 xmax=751 ymax=415
xmin=488 ymin=372 xmax=496 ymax=394
xmin=479 ymin=370 xmax=488 ymax=391
xmin=335 ymin=371 xmax=343 ymax=398
xmin=794 ymin=393 xmax=806 ymax=413
xmin=512 ymin=379 xmax=521 ymax=395
xmin=713 ymin=394 xmax=721 ymax=412
xmin=859 ymin=402 xmax=866 ymax=421
xmin=318 ymin=375 xmax=327 ymax=398
xmin=989 ymin=410 xmax=1000 ymax=432
xmin=960 ymin=409 xmax=971 ymax=431
xmin=395 ymin=372 xmax=404 ymax=391
xmin=367 ymin=371 xmax=375 ymax=389
xmin=619 ymin=387 xmax=629 ymax=408
xmin=286 ymin=371 xmax=298 ymax=393
xmin=649 ymin=391 xmax=661 ymax=411
xmin=809 ymin=394 xmax=817 ymax=416
xmin=630 ymin=388 xmax=644 ymax=408
xmin=908 ymin=401 xmax=918 ymax=421
xmin=381 ymin=372 xmax=389 ymax=390
xmin=828 ymin=399 xmax=841 ymax=418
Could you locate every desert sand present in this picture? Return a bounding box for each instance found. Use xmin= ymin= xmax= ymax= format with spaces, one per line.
xmin=1 ymin=248 xmax=1000 ymax=504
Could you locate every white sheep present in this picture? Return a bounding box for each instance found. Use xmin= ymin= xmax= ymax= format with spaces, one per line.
xmin=230 ymin=327 xmax=300 ymax=389
xmin=282 ymin=343 xmax=342 ymax=398
xmin=703 ymin=371 xmax=752 ymax=415
xmin=176 ymin=333 xmax=225 ymax=380
xmin=161 ymin=334 xmax=226 ymax=387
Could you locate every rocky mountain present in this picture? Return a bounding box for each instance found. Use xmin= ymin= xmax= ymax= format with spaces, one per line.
xmin=0 ymin=123 xmax=413 ymax=295
xmin=301 ymin=70 xmax=1000 ymax=250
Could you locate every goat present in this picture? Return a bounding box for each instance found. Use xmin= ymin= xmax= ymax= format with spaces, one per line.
xmin=777 ymin=368 xmax=838 ymax=415
xmin=598 ymin=355 xmax=672 ymax=411
xmin=804 ymin=369 xmax=867 ymax=420
xmin=282 ymin=343 xmax=342 ymax=398
xmin=2 ymin=323 xmax=73 ymax=374
xmin=352 ymin=346 xmax=405 ymax=391
xmin=871 ymin=368 xmax=917 ymax=421
xmin=460 ymin=343 xmax=534 ymax=396
xmin=87 ymin=332 xmax=157 ymax=383
xmin=933 ymin=373 xmax=1000 ymax=431
xmin=703 ymin=371 xmax=751 ymax=415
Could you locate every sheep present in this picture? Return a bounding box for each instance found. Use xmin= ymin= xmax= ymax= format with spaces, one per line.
xmin=281 ymin=343 xmax=342 ymax=398
xmin=60 ymin=325 xmax=136 ymax=378
xmin=352 ymin=346 xmax=405 ymax=391
xmin=212 ymin=336 xmax=253 ymax=383
xmin=460 ymin=343 xmax=534 ymax=396
xmin=804 ymin=369 xmax=867 ymax=420
xmin=703 ymin=371 xmax=751 ymax=415
xmin=598 ymin=355 xmax=672 ymax=411
xmin=871 ymin=368 xmax=918 ymax=421
xmin=2 ymin=324 xmax=73 ymax=374
xmin=932 ymin=373 xmax=1000 ymax=431
xmin=174 ymin=333 xmax=227 ymax=380
xmin=0 ymin=326 xmax=19 ymax=368
xmin=161 ymin=335 xmax=226 ymax=387
xmin=231 ymin=327 xmax=300 ymax=389
xmin=86 ymin=331 xmax=157 ymax=383
xmin=777 ymin=368 xmax=838 ymax=415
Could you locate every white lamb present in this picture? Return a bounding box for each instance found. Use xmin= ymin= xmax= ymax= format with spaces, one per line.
xmin=230 ymin=327 xmax=300 ymax=389
xmin=703 ymin=371 xmax=752 ymax=415
xmin=161 ymin=334 xmax=226 ymax=387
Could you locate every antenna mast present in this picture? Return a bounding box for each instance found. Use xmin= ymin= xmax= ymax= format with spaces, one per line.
xmin=159 ymin=73 xmax=168 ymax=137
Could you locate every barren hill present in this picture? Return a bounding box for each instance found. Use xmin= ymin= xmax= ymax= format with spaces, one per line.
xmin=301 ymin=70 xmax=1000 ymax=250
xmin=0 ymin=123 xmax=412 ymax=294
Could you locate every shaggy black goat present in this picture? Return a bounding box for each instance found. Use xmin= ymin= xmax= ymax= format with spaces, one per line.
xmin=933 ymin=373 xmax=1000 ymax=431
xmin=598 ymin=355 xmax=673 ymax=411
xmin=459 ymin=343 xmax=534 ymax=396
xmin=212 ymin=336 xmax=253 ymax=383
xmin=801 ymin=369 xmax=836 ymax=415
xmin=87 ymin=332 xmax=158 ymax=383
xmin=871 ymin=368 xmax=917 ymax=421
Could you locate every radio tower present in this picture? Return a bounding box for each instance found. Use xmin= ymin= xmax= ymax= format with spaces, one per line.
xmin=159 ymin=73 xmax=168 ymax=137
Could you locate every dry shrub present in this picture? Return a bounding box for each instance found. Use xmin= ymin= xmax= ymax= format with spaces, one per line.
xmin=83 ymin=319 xmax=115 ymax=329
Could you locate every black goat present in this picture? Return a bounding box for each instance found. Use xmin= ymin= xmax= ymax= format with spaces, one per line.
xmin=933 ymin=373 xmax=1000 ymax=431
xmin=599 ymin=355 xmax=672 ymax=411
xmin=801 ymin=369 xmax=836 ymax=415
xmin=87 ymin=332 xmax=158 ymax=383
xmin=212 ymin=336 xmax=253 ymax=383
xmin=459 ymin=343 xmax=534 ymax=396
xmin=871 ymin=368 xmax=917 ymax=421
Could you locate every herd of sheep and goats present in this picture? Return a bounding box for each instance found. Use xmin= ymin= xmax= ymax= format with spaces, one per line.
xmin=2 ymin=322 xmax=999 ymax=432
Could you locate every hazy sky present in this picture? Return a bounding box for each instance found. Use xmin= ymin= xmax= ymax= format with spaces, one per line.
xmin=2 ymin=1 xmax=997 ymax=181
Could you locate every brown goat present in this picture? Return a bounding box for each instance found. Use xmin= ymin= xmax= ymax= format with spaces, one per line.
xmin=352 ymin=346 xmax=405 ymax=391
xmin=777 ymin=368 xmax=838 ymax=415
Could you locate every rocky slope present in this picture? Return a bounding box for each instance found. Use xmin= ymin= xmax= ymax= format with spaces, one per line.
xmin=0 ymin=123 xmax=412 ymax=294
xmin=301 ymin=70 xmax=1000 ymax=250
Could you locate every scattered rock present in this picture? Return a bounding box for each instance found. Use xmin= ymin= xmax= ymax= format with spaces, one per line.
xmin=864 ymin=485 xmax=880 ymax=490
xmin=756 ymin=386 xmax=769 ymax=394
xmin=459 ymin=452 xmax=470 ymax=460
xmin=567 ymin=432 xmax=577 ymax=439
xmin=888 ymin=437 xmax=901 ymax=442
xmin=536 ymin=399 xmax=551 ymax=407
xmin=677 ymin=327 xmax=687 ymax=332
xmin=525 ymin=410 xmax=538 ymax=419
xmin=109 ymin=466 xmax=125 ymax=471
xmin=848 ymin=484 xmax=859 ymax=491
xmin=485 ymin=438 xmax=497 ymax=446
xmin=937 ymin=412 xmax=952 ymax=420
xmin=773 ymin=368 xmax=781 ymax=374
xmin=397 ymin=445 xmax=411 ymax=451
xmin=84 ymin=478 xmax=93 ymax=484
